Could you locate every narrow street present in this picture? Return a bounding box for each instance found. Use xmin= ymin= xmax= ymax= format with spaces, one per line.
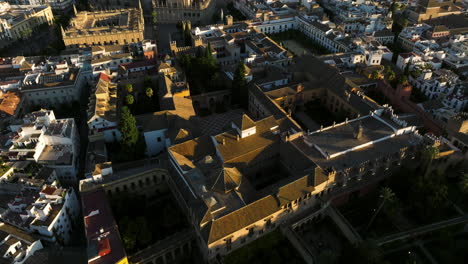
xmin=76 ymin=82 xmax=91 ymax=182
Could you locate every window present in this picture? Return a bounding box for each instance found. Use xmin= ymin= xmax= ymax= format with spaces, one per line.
xmin=225 ymin=238 xmax=232 ymax=250
xmin=157 ymin=137 xmax=161 ymax=142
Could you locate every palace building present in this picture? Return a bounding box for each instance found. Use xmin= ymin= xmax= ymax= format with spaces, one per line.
xmin=62 ymin=5 xmax=144 ymax=47
xmin=152 ymin=0 xmax=216 ymax=24
xmin=165 ymin=56 xmax=432 ymax=259
xmin=0 ymin=3 xmax=54 ymax=48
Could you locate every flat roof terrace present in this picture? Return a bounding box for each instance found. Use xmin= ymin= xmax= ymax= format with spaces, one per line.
xmin=306 ymin=114 xmax=399 ymax=159
xmin=293 ymin=131 xmax=422 ymax=172
xmin=291 ymin=109 xmax=423 ymax=171
xmin=66 ymin=9 xmax=141 ymax=35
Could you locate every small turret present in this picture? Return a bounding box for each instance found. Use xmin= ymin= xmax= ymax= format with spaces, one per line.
xmin=226 ymin=15 xmax=233 ymax=26
xmin=354 ymin=122 xmax=363 ymax=140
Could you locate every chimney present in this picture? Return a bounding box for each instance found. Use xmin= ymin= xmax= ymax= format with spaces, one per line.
xmin=222 ymin=138 xmax=226 ymax=145
xmin=236 ymin=134 xmax=240 ymax=141
xmin=226 ymin=15 xmax=233 ymax=26
xmin=354 ymin=123 xmax=363 ymax=139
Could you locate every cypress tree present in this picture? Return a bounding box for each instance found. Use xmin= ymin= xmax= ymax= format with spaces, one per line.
xmin=232 ymin=60 xmax=248 ymax=107
xmin=119 ymin=106 xmax=139 ymax=147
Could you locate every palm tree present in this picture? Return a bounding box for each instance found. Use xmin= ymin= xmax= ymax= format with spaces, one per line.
xmin=365 ymin=187 xmax=396 ymax=232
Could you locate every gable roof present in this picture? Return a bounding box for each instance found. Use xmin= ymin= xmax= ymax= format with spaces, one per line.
xmin=233 ymin=114 xmax=256 ymax=130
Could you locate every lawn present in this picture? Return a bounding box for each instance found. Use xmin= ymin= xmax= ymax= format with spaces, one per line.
xmin=224 ymin=230 xmax=305 ymax=264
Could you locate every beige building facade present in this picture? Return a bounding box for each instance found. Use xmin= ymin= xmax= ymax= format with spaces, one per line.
xmin=153 ymin=0 xmax=216 ymax=24
xmin=0 ymin=3 xmax=54 ymax=47
xmin=408 ymin=0 xmax=462 ymax=23
xmin=62 ymin=7 xmax=144 ymax=47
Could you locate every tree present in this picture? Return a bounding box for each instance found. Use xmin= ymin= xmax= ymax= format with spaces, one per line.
xmin=371 ymin=70 xmax=380 ymax=80
xmin=125 ymin=83 xmax=133 ymax=93
xmin=410 ymin=68 xmax=422 ymax=78
xmin=146 ymin=87 xmax=154 ymax=98
xmin=388 ymin=71 xmax=396 ymax=81
xmin=410 ymin=170 xmax=448 ymax=222
xmin=232 ymin=60 xmax=248 ymax=107
xmin=151 ymin=11 xmax=157 ymax=24
xmin=384 ymin=65 xmax=392 ymax=74
xmin=120 ymin=218 xmax=137 ymax=252
xmin=125 ymin=94 xmax=134 ymax=105
xmin=401 ymin=18 xmax=409 ymax=28
xmin=365 ymin=187 xmax=396 ymax=232
xmin=119 ymin=106 xmax=139 ymax=147
xmin=204 ymin=42 xmax=216 ymax=68
xmin=205 ymin=42 xmax=213 ymax=58
xmin=184 ymin=22 xmax=192 ymax=46
xmin=399 ymin=75 xmax=409 ymax=85
xmin=135 ymin=217 xmax=152 ymax=247
xmin=404 ymin=63 xmax=410 ymax=75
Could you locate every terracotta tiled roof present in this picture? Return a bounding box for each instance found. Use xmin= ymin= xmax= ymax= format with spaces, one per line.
xmin=233 ymin=114 xmax=256 ymax=130
xmin=211 ymin=167 xmax=242 ymax=194
xmin=206 ymin=195 xmax=279 ymax=244
xmin=0 ymin=91 xmax=20 ymax=118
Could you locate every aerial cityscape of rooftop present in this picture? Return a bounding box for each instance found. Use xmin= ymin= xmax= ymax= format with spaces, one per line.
xmin=0 ymin=0 xmax=467 ymax=263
